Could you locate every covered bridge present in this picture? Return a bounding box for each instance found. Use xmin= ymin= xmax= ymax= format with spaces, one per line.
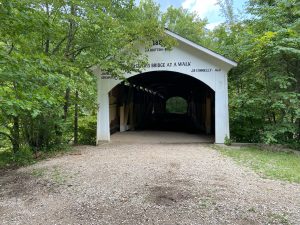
xmin=94 ymin=30 xmax=237 ymax=144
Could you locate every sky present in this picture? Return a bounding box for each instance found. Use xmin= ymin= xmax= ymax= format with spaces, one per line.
xmin=142 ymin=0 xmax=247 ymax=29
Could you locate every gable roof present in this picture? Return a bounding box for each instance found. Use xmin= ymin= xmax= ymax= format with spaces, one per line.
xmin=165 ymin=29 xmax=238 ymax=67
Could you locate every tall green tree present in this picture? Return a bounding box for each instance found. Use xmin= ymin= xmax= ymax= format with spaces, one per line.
xmin=0 ymin=0 xmax=166 ymax=152
xmin=213 ymin=0 xmax=300 ymax=146
xmin=162 ymin=6 xmax=213 ymax=48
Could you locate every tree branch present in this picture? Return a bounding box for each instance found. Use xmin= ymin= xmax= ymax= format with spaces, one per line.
xmin=72 ymin=46 xmax=89 ymax=58
xmin=8 ymin=43 xmax=14 ymax=55
xmin=52 ymin=36 xmax=67 ymax=54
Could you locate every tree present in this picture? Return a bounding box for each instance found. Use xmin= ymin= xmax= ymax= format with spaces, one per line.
xmin=217 ymin=0 xmax=237 ymax=25
xmin=162 ymin=6 xmax=213 ymax=48
xmin=212 ymin=0 xmax=300 ymax=147
xmin=0 ymin=0 xmax=167 ymax=152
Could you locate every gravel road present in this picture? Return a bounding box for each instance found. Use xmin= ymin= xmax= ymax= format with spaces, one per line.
xmin=0 ymin=132 xmax=299 ymax=225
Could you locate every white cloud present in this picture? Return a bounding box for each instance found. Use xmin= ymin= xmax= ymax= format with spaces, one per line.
xmin=182 ymin=0 xmax=219 ymax=18
xmin=205 ymin=21 xmax=222 ymax=30
xmin=181 ymin=0 xmax=194 ymax=9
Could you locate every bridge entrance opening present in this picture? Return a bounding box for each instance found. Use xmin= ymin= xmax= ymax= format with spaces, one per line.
xmin=108 ymin=71 xmax=215 ymax=138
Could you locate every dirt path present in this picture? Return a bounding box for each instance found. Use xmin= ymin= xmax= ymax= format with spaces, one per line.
xmin=0 ymin=132 xmax=299 ymax=225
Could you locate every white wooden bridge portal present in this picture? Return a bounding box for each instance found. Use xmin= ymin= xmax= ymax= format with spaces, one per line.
xmin=94 ymin=30 xmax=237 ymax=144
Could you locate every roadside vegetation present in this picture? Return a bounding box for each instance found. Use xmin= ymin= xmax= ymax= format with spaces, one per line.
xmin=0 ymin=0 xmax=299 ymax=168
xmin=0 ymin=144 xmax=72 ymax=169
xmin=216 ymin=145 xmax=300 ymax=183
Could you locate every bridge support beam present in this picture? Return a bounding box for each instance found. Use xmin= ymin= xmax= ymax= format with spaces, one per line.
xmin=214 ymin=75 xmax=230 ymax=144
xmin=96 ymin=77 xmax=110 ymax=144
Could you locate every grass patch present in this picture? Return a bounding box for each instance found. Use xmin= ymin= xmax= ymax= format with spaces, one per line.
xmin=215 ymin=145 xmax=300 ymax=183
xmin=51 ymin=167 xmax=66 ymax=184
xmin=268 ymin=212 xmax=290 ymax=225
xmin=198 ymin=197 xmax=217 ymax=209
xmin=31 ymin=168 xmax=46 ymax=177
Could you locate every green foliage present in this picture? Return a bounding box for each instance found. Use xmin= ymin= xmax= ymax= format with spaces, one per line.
xmin=217 ymin=145 xmax=300 ymax=183
xmin=0 ymin=147 xmax=35 ymax=168
xmin=224 ymin=135 xmax=232 ymax=146
xmin=0 ymin=143 xmax=72 ymax=169
xmin=166 ymin=97 xmax=187 ymax=114
xmin=78 ymin=115 xmax=97 ymax=145
xmin=11 ymin=147 xmax=35 ymax=166
xmin=217 ymin=0 xmax=237 ymax=25
xmin=0 ymin=0 xmax=166 ymax=158
xmin=212 ymin=0 xmax=300 ymax=146
xmin=0 ymin=151 xmax=13 ymax=168
xmin=162 ymin=6 xmax=214 ymax=48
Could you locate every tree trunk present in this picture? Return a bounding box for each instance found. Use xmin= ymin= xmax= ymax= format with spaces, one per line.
xmin=45 ymin=2 xmax=50 ymax=54
xmin=12 ymin=116 xmax=20 ymax=153
xmin=65 ymin=4 xmax=76 ymax=59
xmin=74 ymin=90 xmax=79 ymax=145
xmin=63 ymin=87 xmax=70 ymax=121
xmin=296 ymin=119 xmax=300 ymax=143
xmin=63 ymin=4 xmax=77 ymax=122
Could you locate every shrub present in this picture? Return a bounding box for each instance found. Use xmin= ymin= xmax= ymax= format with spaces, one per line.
xmin=224 ymin=135 xmax=232 ymax=146
xmin=0 ymin=147 xmax=35 ymax=168
xmin=78 ymin=115 xmax=97 ymax=145
xmin=12 ymin=147 xmax=35 ymax=166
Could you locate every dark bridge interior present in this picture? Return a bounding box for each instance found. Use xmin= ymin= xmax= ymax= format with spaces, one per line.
xmin=109 ymin=71 xmax=215 ymax=135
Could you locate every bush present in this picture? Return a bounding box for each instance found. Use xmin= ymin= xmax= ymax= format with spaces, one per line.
xmin=12 ymin=147 xmax=35 ymax=166
xmin=78 ymin=115 xmax=97 ymax=145
xmin=0 ymin=147 xmax=35 ymax=168
xmin=224 ymin=135 xmax=232 ymax=146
